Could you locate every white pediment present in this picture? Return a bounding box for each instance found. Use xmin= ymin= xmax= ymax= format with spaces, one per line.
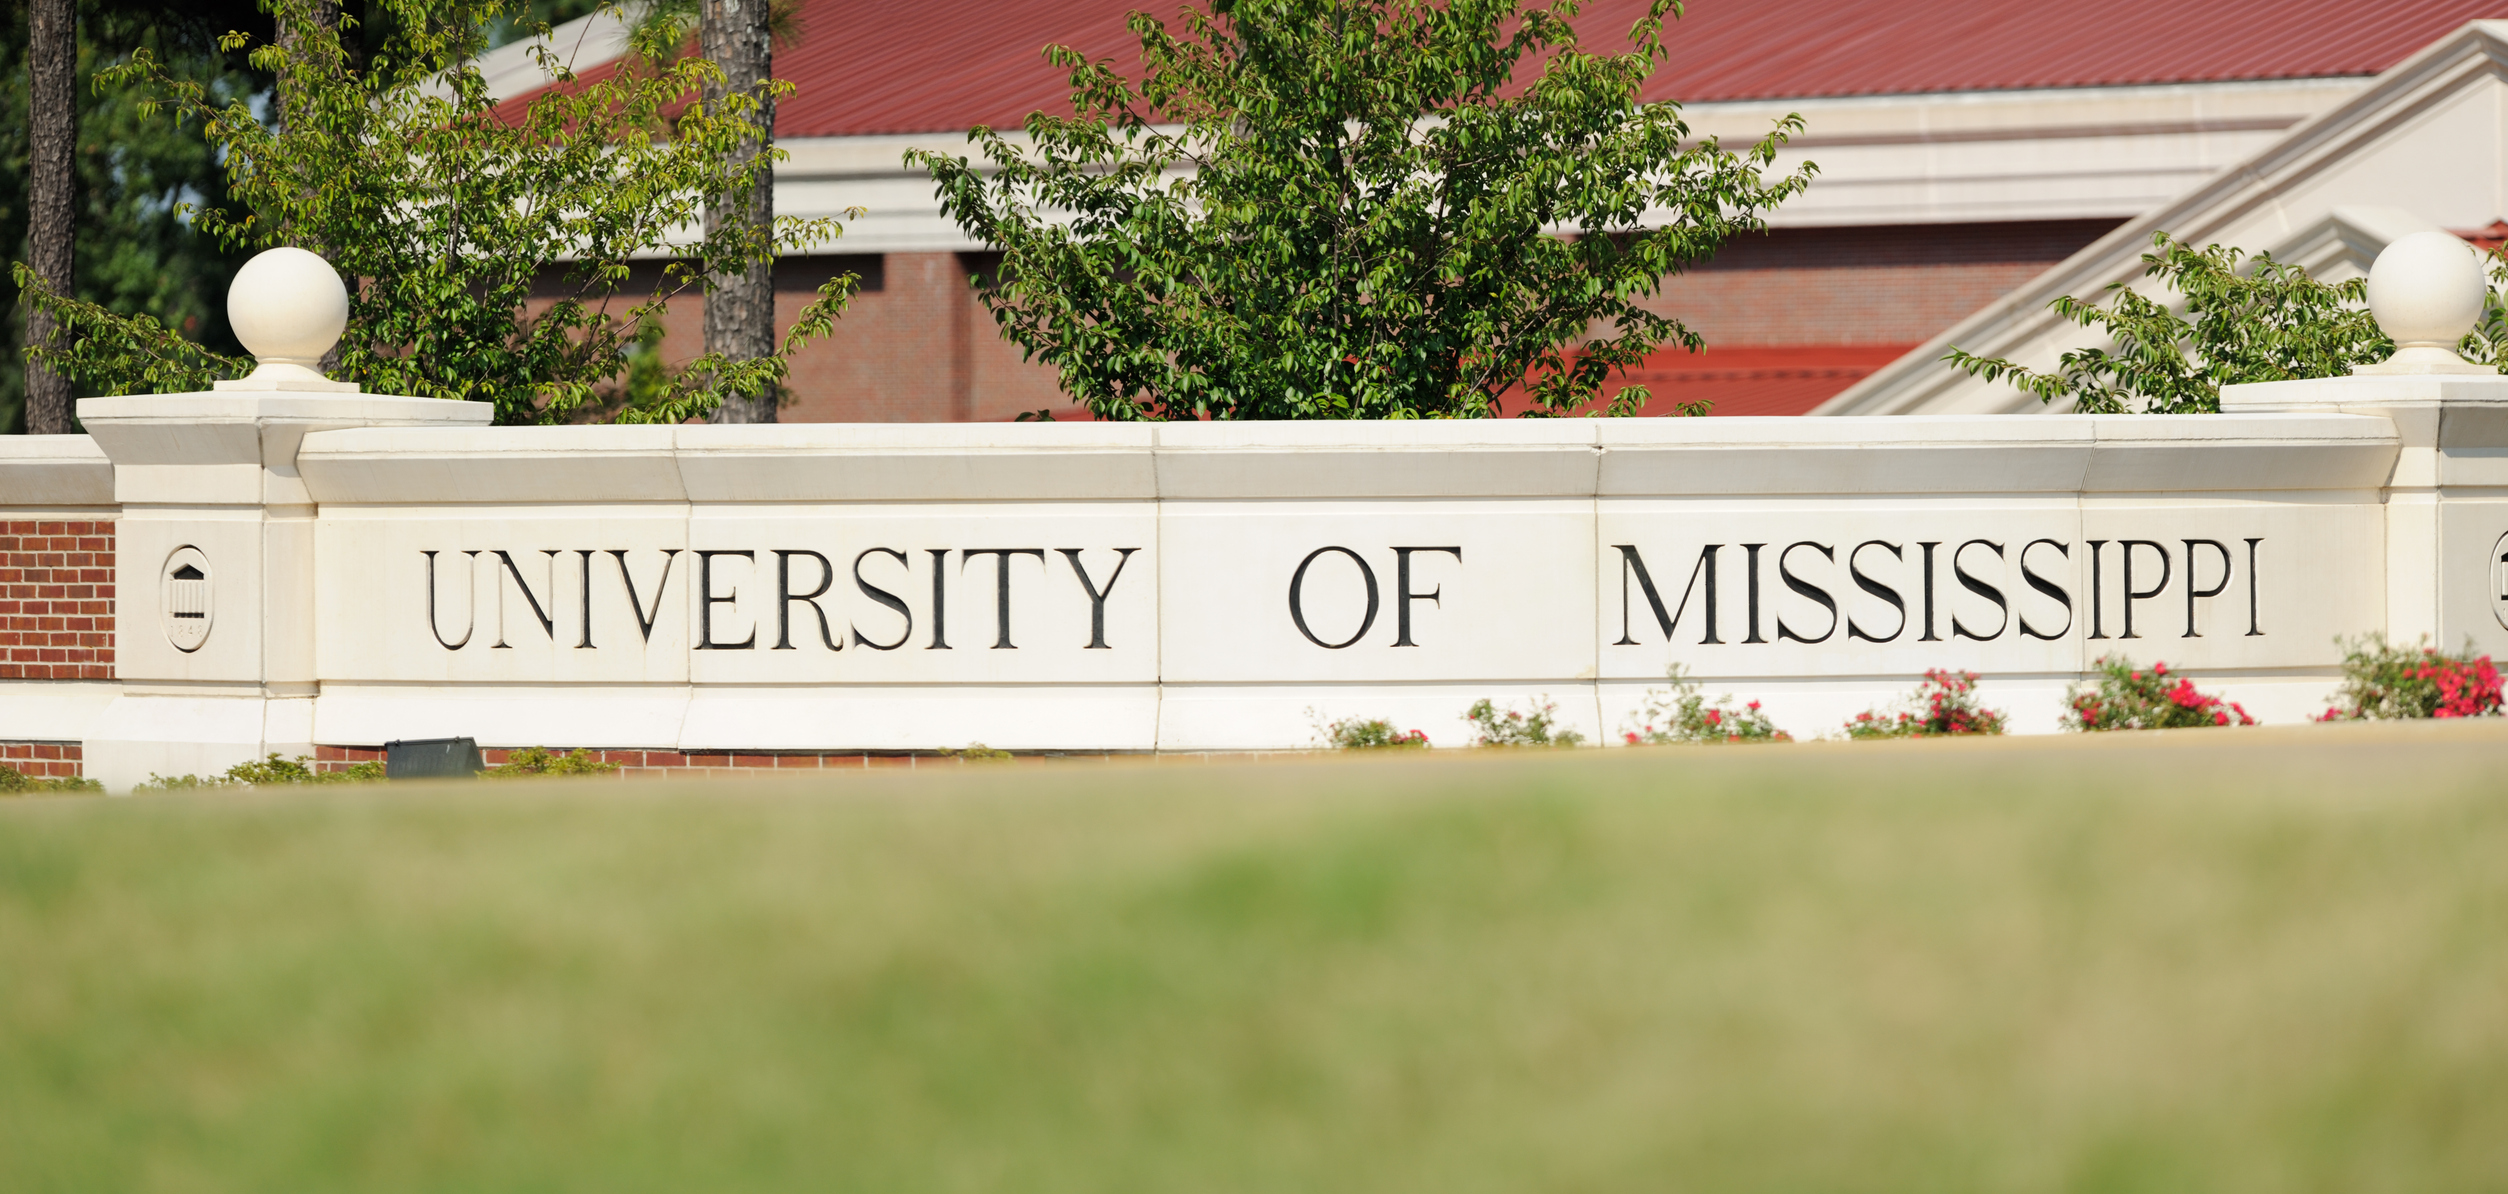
xmin=1816 ymin=20 xmax=2508 ymax=416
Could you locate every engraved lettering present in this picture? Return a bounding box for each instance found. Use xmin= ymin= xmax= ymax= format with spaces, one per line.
xmin=490 ymin=549 xmax=559 ymax=649
xmin=696 ymin=550 xmax=756 ymax=650
xmin=1289 ymin=547 xmax=1378 ymax=650
xmin=1059 ymin=548 xmax=1138 ymax=650
xmin=774 ymin=550 xmax=840 ymax=651
xmin=2120 ymin=540 xmax=2170 ymax=640
xmin=962 ymin=549 xmax=1047 ymax=649
xmin=1392 ymin=546 xmax=1463 ymax=647
xmin=1776 ymin=541 xmax=1837 ymax=644
xmin=850 ymin=549 xmax=912 ymax=651
xmin=609 ymin=549 xmax=681 ymax=644
xmin=1846 ymin=541 xmax=1905 ymax=643
xmin=2018 ymin=539 xmax=2072 ymax=640
xmin=2184 ymin=538 xmax=2231 ymax=638
xmin=1612 ymin=544 xmax=1721 ymax=646
xmin=424 ymin=550 xmax=479 ymax=650
xmin=1951 ymin=540 xmax=2008 ymax=641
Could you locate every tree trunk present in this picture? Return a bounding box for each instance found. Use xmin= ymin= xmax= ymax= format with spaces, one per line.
xmin=23 ymin=0 xmax=76 ymax=433
xmin=701 ymin=0 xmax=777 ymax=424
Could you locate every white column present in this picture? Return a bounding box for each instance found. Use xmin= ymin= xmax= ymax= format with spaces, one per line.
xmin=2222 ymin=230 xmax=2508 ymax=657
xmin=77 ymin=249 xmax=489 ymax=790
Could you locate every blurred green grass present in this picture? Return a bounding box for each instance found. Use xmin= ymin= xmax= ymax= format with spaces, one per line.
xmin=4 ymin=724 xmax=2507 ymax=1193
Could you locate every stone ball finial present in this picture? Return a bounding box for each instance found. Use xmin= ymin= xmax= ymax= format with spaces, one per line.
xmin=2357 ymin=230 xmax=2491 ymax=375
xmin=214 ymin=246 xmax=359 ymax=393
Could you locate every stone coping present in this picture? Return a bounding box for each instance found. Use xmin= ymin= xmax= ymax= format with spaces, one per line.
xmin=280 ymin=412 xmax=2405 ymax=504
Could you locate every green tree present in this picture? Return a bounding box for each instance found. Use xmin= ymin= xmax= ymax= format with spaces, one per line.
xmin=1946 ymin=231 xmax=2508 ymax=414
xmin=911 ymin=0 xmax=1813 ymax=421
xmin=2 ymin=0 xmax=264 ymax=434
xmin=18 ymin=0 xmax=858 ymax=424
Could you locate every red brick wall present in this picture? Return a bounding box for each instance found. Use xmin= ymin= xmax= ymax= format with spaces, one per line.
xmin=541 ymin=254 xmax=1070 ymax=425
xmin=542 ymin=220 xmax=2122 ymax=423
xmin=1641 ymin=219 xmax=2125 ymax=347
xmin=1611 ymin=345 xmax=1926 ymax=418
xmin=1602 ymin=219 xmax=2127 ymax=415
xmin=778 ymin=252 xmax=1069 ymax=423
xmin=0 ymin=741 xmax=84 ymax=779
xmin=0 ymin=520 xmax=114 ymax=680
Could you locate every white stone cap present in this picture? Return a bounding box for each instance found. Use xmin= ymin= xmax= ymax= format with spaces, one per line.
xmin=2355 ymin=230 xmax=2495 ymax=376
xmin=214 ymin=246 xmax=360 ymax=393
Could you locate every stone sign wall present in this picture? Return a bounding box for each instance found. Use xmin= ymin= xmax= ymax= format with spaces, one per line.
xmin=280 ymin=415 xmax=2415 ymax=759
xmin=11 ymin=379 xmax=2507 ymax=790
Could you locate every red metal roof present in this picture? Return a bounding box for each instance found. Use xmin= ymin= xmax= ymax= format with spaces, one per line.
xmin=760 ymin=0 xmax=2508 ymax=138
xmin=1645 ymin=0 xmax=2508 ymax=103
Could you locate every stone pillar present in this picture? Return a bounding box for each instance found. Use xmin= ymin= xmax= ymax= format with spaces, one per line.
xmin=77 ymin=248 xmax=489 ymax=790
xmin=2223 ymin=230 xmax=2508 ymax=657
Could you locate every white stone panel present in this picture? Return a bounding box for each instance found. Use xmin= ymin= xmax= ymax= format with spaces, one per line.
xmin=682 ymin=503 xmax=1158 ymax=685
xmin=2075 ymin=496 xmax=2385 ymax=669
xmin=113 ymin=508 xmax=270 ymax=684
xmin=314 ymin=506 xmax=695 ymax=684
xmin=1158 ymin=499 xmax=1596 ymax=684
xmin=1596 ymin=497 xmax=2087 ymax=681
xmin=2437 ymin=497 xmax=2508 ymax=657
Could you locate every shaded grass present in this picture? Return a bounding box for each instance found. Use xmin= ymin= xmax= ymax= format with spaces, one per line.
xmin=4 ymin=724 xmax=2507 ymax=1192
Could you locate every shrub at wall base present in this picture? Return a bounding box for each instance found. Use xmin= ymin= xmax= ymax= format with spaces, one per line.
xmin=2063 ymin=657 xmax=2257 ymax=731
xmin=2318 ymin=636 xmax=2506 ymax=721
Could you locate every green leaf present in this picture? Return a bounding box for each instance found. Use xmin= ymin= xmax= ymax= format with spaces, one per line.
xmin=1941 ymin=230 xmax=2483 ymax=414
xmin=24 ymin=0 xmax=857 ymax=424
xmin=909 ymin=0 xmax=1812 ymax=420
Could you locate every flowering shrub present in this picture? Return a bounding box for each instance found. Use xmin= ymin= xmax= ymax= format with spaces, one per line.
xmin=1844 ymin=670 xmax=2008 ymax=739
xmin=1624 ymin=666 xmax=1791 ymax=745
xmin=1321 ymin=717 xmax=1431 ymax=750
xmin=2063 ymin=656 xmax=2257 ymax=731
xmin=2318 ymin=636 xmax=2505 ymax=721
xmin=1465 ymin=698 xmax=1586 ymax=748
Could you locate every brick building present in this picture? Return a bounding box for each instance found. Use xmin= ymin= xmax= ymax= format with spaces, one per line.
xmin=489 ymin=0 xmax=2507 ymax=419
